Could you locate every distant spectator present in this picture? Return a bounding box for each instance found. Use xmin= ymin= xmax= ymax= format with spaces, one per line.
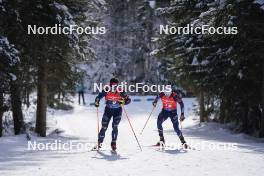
xmin=76 ymin=83 xmax=86 ymax=105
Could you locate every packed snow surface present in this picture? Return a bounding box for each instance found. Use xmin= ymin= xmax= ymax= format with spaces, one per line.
xmin=0 ymin=95 xmax=264 ymax=176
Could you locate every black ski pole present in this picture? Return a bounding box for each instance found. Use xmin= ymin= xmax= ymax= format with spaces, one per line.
xmin=140 ymin=106 xmax=156 ymax=135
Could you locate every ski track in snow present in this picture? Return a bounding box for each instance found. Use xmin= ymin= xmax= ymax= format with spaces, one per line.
xmin=0 ymin=94 xmax=264 ymax=176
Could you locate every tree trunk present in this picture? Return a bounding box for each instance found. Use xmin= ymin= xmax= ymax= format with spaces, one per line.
xmin=10 ymin=81 xmax=24 ymax=135
xmin=199 ymin=91 xmax=206 ymax=123
xmin=35 ymin=59 xmax=48 ymax=137
xmin=260 ymin=61 xmax=264 ymax=137
xmin=211 ymin=96 xmax=215 ymax=112
xmin=58 ymin=92 xmax=61 ymax=103
xmin=219 ymin=97 xmax=226 ymax=123
xmin=26 ymin=88 xmax=30 ymax=108
xmin=224 ymin=98 xmax=231 ymax=123
xmin=242 ymin=104 xmax=249 ymax=133
xmin=0 ymin=93 xmax=3 ymax=137
xmin=204 ymin=94 xmax=209 ymax=122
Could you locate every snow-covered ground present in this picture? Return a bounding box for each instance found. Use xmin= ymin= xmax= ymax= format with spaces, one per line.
xmin=0 ymin=94 xmax=264 ymax=176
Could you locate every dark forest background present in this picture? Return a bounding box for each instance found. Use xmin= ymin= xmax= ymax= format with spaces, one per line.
xmin=0 ymin=0 xmax=264 ymax=137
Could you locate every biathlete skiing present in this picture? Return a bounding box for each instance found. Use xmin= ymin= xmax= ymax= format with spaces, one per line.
xmin=93 ymin=78 xmax=131 ymax=152
xmin=152 ymin=85 xmax=188 ymax=149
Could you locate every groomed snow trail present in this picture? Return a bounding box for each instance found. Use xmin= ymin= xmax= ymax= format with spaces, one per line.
xmin=0 ymin=95 xmax=264 ymax=176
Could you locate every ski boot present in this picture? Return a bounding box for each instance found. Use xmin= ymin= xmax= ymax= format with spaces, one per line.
xmin=179 ymin=135 xmax=188 ymax=149
xmin=154 ymin=136 xmax=165 ymax=147
xmin=111 ymin=141 xmax=117 ymax=154
xmin=92 ymin=142 xmax=102 ymax=151
xmin=111 ymin=141 xmax=117 ymax=151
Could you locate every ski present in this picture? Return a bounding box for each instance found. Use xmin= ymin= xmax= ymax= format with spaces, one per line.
xmin=89 ymin=148 xmax=107 ymax=152
xmin=145 ymin=144 xmax=166 ymax=151
xmin=184 ymin=145 xmax=197 ymax=151
xmin=110 ymin=150 xmax=117 ymax=155
xmin=146 ymin=143 xmax=197 ymax=151
xmin=90 ymin=148 xmax=99 ymax=152
xmin=179 ymin=143 xmax=197 ymax=151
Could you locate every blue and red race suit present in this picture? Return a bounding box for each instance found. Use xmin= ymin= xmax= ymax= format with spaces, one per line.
xmin=95 ymin=89 xmax=131 ymax=143
xmin=153 ymin=91 xmax=184 ymax=137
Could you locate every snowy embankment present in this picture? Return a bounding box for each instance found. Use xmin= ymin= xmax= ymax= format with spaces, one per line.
xmin=0 ymin=94 xmax=264 ymax=176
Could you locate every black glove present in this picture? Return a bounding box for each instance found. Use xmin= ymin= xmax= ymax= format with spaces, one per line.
xmin=180 ymin=113 xmax=185 ymax=121
xmin=118 ymin=99 xmax=125 ymax=106
xmin=152 ymin=101 xmax=157 ymax=107
xmin=95 ymin=100 xmax=99 ymax=107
